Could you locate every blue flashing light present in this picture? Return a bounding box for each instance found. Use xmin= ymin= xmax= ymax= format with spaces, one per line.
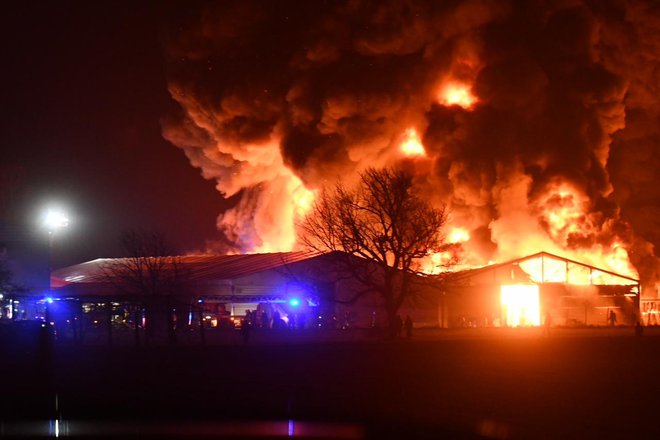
xmin=45 ymin=297 xmax=54 ymax=304
xmin=289 ymin=298 xmax=301 ymax=307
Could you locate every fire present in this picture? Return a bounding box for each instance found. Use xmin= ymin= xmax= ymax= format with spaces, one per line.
xmin=419 ymin=252 xmax=451 ymax=275
xmin=534 ymin=182 xmax=638 ymax=279
xmin=252 ymin=173 xmax=315 ymax=254
xmin=486 ymin=172 xmax=639 ymax=281
xmin=438 ymin=82 xmax=477 ymax=109
xmin=515 ymin=254 xmax=635 ymax=286
xmin=417 ymin=227 xmax=470 ymax=273
xmin=602 ymin=242 xmax=637 ymax=280
xmin=163 ymin=3 xmax=656 ymax=295
xmin=500 ymin=284 xmax=541 ymax=327
xmin=292 ymin=177 xmax=316 ymax=218
xmin=538 ymin=183 xmax=588 ymax=240
xmin=399 ymin=128 xmax=426 ymax=157
xmin=448 ymin=227 xmax=470 ymax=243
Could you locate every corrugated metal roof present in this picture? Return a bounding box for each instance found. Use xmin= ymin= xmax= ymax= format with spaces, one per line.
xmin=53 ymin=250 xmax=636 ymax=291
xmin=51 ymin=251 xmax=321 ymax=287
xmin=181 ymin=251 xmax=320 ymax=281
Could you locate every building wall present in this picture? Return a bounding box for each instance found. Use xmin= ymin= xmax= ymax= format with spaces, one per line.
xmin=543 ymin=284 xmax=639 ymax=326
xmin=191 ymin=264 xmax=443 ymax=329
xmin=442 ymin=285 xmax=501 ymax=327
xmin=441 ymin=282 xmax=640 ymax=328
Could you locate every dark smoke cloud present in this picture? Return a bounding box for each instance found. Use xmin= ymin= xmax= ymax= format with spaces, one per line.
xmin=598 ymin=1 xmax=660 ymax=289
xmin=161 ymin=0 xmax=659 ymax=291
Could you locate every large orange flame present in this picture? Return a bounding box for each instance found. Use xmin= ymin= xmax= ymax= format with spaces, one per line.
xmin=448 ymin=227 xmax=470 ymax=243
xmin=438 ymin=82 xmax=477 ymax=109
xmin=160 ymin=1 xmax=658 ymax=297
xmin=500 ymin=284 xmax=541 ymax=327
xmin=399 ymin=128 xmax=426 ymax=157
xmin=252 ymin=173 xmax=315 ymax=254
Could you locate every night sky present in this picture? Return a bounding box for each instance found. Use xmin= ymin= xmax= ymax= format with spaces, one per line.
xmin=1 ymin=2 xmax=224 ymax=267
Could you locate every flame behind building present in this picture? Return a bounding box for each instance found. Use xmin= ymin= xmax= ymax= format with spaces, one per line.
xmin=160 ymin=1 xmax=659 ymax=294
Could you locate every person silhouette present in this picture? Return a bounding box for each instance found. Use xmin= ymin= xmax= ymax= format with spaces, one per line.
xmin=241 ymin=314 xmax=252 ymax=344
xmin=404 ymin=315 xmax=413 ymax=339
xmin=543 ymin=311 xmax=552 ymax=337
xmin=608 ymin=310 xmax=617 ymax=326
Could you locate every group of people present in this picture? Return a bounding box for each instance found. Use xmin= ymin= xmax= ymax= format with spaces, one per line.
xmin=242 ymin=309 xmax=306 ymax=329
xmin=240 ymin=310 xmax=310 ymax=343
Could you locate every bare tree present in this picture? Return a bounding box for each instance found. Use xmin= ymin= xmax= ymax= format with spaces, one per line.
xmin=0 ymin=260 xmax=23 ymax=298
xmin=101 ymin=229 xmax=187 ymax=345
xmin=300 ymin=167 xmax=450 ymax=332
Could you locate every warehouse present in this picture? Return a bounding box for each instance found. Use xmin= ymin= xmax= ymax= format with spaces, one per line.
xmin=36 ymin=250 xmax=643 ymax=343
xmin=438 ymin=251 xmax=641 ymax=328
xmin=45 ymin=250 xmax=437 ymax=341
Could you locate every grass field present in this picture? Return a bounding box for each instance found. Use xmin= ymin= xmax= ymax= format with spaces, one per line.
xmin=1 ymin=328 xmax=659 ymax=439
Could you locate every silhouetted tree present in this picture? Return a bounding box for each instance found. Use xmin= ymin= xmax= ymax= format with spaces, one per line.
xmin=0 ymin=259 xmax=22 ymax=298
xmin=300 ymin=167 xmax=450 ymax=333
xmin=101 ymin=229 xmax=187 ymax=345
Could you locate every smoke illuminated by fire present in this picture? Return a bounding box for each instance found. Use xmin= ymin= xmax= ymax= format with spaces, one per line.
xmin=538 ymin=182 xmax=589 ymax=241
xmin=161 ymin=0 xmax=659 ymax=293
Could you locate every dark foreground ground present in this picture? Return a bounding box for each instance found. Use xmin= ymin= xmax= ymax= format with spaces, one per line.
xmin=1 ymin=328 xmax=659 ymax=439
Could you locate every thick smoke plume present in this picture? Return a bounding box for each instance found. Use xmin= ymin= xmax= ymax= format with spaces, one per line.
xmin=161 ymin=0 xmax=659 ymax=293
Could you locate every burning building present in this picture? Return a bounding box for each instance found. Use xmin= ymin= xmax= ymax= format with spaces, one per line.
xmin=43 ymin=249 xmax=641 ymax=340
xmin=439 ymin=251 xmax=640 ymax=328
xmin=34 ymin=3 xmax=658 ymax=338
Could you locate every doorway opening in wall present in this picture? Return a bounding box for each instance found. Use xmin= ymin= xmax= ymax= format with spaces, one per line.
xmin=500 ymin=284 xmax=541 ymax=327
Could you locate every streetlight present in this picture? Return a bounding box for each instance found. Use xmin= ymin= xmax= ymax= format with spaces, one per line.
xmin=43 ymin=207 xmax=69 ymax=281
xmin=42 ymin=207 xmax=69 ymax=324
xmin=43 ymin=207 xmax=69 ymax=267
xmin=41 ymin=206 xmax=69 ymax=435
xmin=43 ymin=208 xmax=69 ymax=244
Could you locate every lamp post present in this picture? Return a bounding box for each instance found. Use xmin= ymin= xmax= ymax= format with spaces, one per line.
xmin=42 ymin=208 xmax=69 ymax=322
xmin=41 ymin=207 xmax=69 ymax=438
xmin=43 ymin=208 xmax=69 ymax=267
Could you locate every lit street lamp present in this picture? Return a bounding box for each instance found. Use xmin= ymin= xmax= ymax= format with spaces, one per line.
xmin=43 ymin=208 xmax=69 ymax=248
xmin=40 ymin=207 xmax=69 ymax=436
xmin=42 ymin=207 xmax=69 ymax=308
